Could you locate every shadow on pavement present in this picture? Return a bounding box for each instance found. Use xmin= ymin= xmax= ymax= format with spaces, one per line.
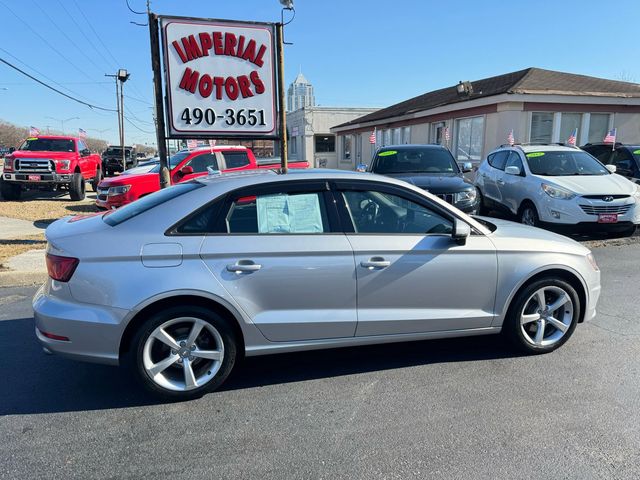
xmin=1 ymin=315 xmax=519 ymax=415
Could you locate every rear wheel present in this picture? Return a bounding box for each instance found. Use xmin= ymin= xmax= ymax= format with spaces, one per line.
xmin=69 ymin=172 xmax=86 ymax=200
xmin=519 ymin=202 xmax=539 ymax=227
xmin=0 ymin=180 xmax=21 ymax=200
xmin=127 ymin=306 xmax=238 ymax=400
xmin=503 ymin=278 xmax=580 ymax=354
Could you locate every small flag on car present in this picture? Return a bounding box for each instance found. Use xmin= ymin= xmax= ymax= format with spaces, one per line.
xmin=78 ymin=128 xmax=87 ymax=139
xmin=29 ymin=126 xmax=40 ymax=136
xmin=507 ymin=129 xmax=515 ymax=146
xmin=369 ymin=129 xmax=376 ymax=144
xmin=603 ymin=128 xmax=617 ymax=144
xmin=567 ymin=128 xmax=577 ymax=146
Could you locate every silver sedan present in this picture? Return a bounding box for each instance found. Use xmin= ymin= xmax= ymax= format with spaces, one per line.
xmin=34 ymin=169 xmax=601 ymax=399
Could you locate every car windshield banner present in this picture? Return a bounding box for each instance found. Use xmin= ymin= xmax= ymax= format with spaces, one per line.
xmin=160 ymin=16 xmax=277 ymax=139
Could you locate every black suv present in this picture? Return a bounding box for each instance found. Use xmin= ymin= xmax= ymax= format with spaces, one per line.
xmin=581 ymin=143 xmax=640 ymax=183
xmin=366 ymin=144 xmax=479 ymax=214
xmin=102 ymin=146 xmax=137 ymax=176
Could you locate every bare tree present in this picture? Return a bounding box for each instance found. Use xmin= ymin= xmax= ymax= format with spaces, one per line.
xmin=615 ymin=71 xmax=637 ymax=83
xmin=0 ymin=119 xmax=108 ymax=153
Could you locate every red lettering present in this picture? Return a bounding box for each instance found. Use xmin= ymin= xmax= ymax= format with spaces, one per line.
xmin=224 ymin=33 xmax=237 ymax=56
xmin=237 ymin=75 xmax=254 ymax=98
xmin=213 ymin=76 xmax=225 ymax=99
xmin=198 ymin=32 xmax=212 ymax=56
xmin=224 ymin=76 xmax=239 ymax=100
xmin=198 ymin=74 xmax=213 ymax=98
xmin=250 ymin=70 xmax=265 ymax=94
xmin=241 ymin=39 xmax=256 ymax=63
xmin=181 ymin=35 xmax=202 ymax=61
xmin=236 ymin=35 xmax=246 ymax=58
xmin=179 ymin=68 xmax=199 ymax=93
xmin=172 ymin=40 xmax=188 ymax=63
xmin=212 ymin=32 xmax=223 ymax=55
xmin=254 ymin=44 xmax=267 ymax=67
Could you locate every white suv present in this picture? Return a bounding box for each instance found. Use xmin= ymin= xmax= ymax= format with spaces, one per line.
xmin=475 ymin=144 xmax=640 ymax=235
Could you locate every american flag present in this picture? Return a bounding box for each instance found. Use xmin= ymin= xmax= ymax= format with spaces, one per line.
xmin=29 ymin=126 xmax=40 ymax=136
xmin=507 ymin=129 xmax=515 ymax=146
xmin=208 ymin=139 xmax=216 ymax=147
xmin=369 ymin=129 xmax=376 ymax=144
xmin=187 ymin=139 xmax=198 ymax=149
xmin=78 ymin=128 xmax=87 ymax=139
xmin=566 ymin=128 xmax=577 ymax=146
xmin=603 ymin=128 xmax=617 ymax=143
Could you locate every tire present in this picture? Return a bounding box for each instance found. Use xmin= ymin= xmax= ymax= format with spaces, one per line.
xmin=503 ymin=277 xmax=580 ymax=354
xmin=91 ymin=168 xmax=103 ymax=192
xmin=126 ymin=306 xmax=238 ymax=400
xmin=519 ymin=202 xmax=539 ymax=227
xmin=69 ymin=172 xmax=86 ymax=201
xmin=476 ymin=188 xmax=489 ymax=215
xmin=0 ymin=180 xmax=21 ymax=200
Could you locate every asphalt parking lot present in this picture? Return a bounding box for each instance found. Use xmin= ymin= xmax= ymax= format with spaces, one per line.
xmin=1 ymin=243 xmax=639 ymax=479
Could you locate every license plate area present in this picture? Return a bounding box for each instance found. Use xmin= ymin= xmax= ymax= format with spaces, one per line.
xmin=598 ymin=213 xmax=618 ymax=223
xmin=28 ymin=174 xmax=41 ymax=181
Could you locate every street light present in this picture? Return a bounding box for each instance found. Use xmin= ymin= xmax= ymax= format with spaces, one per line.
xmin=106 ymin=69 xmax=130 ymax=171
xmin=45 ymin=116 xmax=79 ymax=134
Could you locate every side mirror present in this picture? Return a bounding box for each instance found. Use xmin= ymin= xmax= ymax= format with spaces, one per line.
xmin=178 ymin=165 xmax=194 ymax=176
xmin=452 ymin=219 xmax=471 ymax=246
xmin=505 ymin=165 xmax=521 ymax=176
xmin=356 ymin=163 xmax=368 ymax=172
xmin=605 ymin=164 xmax=617 ymax=174
xmin=9 ymin=147 xmax=15 ymax=153
xmin=461 ymin=162 xmax=472 ymax=173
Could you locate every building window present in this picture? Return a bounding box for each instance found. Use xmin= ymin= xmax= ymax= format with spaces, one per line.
xmin=431 ymin=122 xmax=446 ymax=145
xmin=455 ymin=116 xmax=484 ymax=161
xmin=314 ymin=135 xmax=335 ymax=153
xmin=392 ymin=128 xmax=401 ymax=145
xmin=530 ymin=112 xmax=553 ymax=143
xmin=402 ymin=126 xmax=411 ymax=144
xmin=559 ymin=113 xmax=582 ymax=143
xmin=383 ymin=129 xmax=391 ymax=146
xmin=588 ymin=114 xmax=611 ymax=143
xmin=343 ymin=135 xmax=352 ymax=160
xmin=290 ymin=136 xmax=297 ymax=155
xmin=355 ymin=134 xmax=362 ymax=161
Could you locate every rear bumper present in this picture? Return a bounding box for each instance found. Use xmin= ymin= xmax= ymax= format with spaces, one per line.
xmin=3 ymin=172 xmax=73 ymax=184
xmin=33 ymin=285 xmax=129 ymax=365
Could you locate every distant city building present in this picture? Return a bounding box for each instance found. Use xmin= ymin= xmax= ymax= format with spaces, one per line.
xmin=287 ymin=72 xmax=315 ymax=112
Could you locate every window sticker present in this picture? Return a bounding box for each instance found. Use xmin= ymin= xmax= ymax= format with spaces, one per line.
xmin=378 ymin=150 xmax=397 ymax=157
xmin=257 ymin=193 xmax=323 ymax=233
xmin=632 ymin=149 xmax=640 ymax=155
xmin=526 ymin=152 xmax=545 ymax=158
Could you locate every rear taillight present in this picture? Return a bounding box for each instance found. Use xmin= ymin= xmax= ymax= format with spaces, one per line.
xmin=46 ymin=253 xmax=79 ymax=282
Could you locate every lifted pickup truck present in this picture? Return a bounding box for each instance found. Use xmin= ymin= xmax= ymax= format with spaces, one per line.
xmin=96 ymin=145 xmax=309 ymax=209
xmin=1 ymin=135 xmax=102 ymax=201
xmin=102 ymin=145 xmax=137 ymax=176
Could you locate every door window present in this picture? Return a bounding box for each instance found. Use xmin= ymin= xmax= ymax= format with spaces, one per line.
xmin=186 ymin=153 xmax=218 ymax=173
xmin=222 ymin=151 xmax=250 ymax=169
xmin=505 ymin=152 xmax=524 ymax=173
xmin=225 ymin=191 xmax=329 ymax=234
xmin=341 ymin=190 xmax=452 ymax=235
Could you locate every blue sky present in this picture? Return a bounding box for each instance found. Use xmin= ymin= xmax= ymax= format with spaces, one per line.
xmin=1 ymin=0 xmax=639 ymax=145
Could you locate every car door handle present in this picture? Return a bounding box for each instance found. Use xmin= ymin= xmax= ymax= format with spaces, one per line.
xmin=226 ymin=261 xmax=262 ymax=273
xmin=497 ymin=179 xmax=505 ymax=185
xmin=360 ymin=257 xmax=391 ymax=269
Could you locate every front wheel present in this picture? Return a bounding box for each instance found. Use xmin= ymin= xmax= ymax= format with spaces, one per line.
xmin=0 ymin=180 xmax=21 ymax=200
xmin=519 ymin=203 xmax=539 ymax=227
xmin=503 ymin=278 xmax=580 ymax=354
xmin=127 ymin=306 xmax=238 ymax=400
xmin=69 ymin=172 xmax=86 ymax=200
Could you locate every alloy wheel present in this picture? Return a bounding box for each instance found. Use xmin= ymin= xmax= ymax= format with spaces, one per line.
xmin=521 ymin=207 xmax=536 ymax=226
xmin=142 ymin=317 xmax=224 ymax=392
xmin=520 ymin=286 xmax=573 ymax=347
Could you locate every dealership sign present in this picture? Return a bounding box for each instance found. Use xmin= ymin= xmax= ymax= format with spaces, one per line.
xmin=160 ymin=17 xmax=277 ymax=138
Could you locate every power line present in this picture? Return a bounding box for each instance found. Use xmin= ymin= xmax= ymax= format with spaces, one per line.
xmin=71 ymin=0 xmax=120 ymax=69
xmin=125 ymin=0 xmax=146 ymax=15
xmin=124 ymin=116 xmax=155 ymax=134
xmin=0 ymin=56 xmax=117 ymax=112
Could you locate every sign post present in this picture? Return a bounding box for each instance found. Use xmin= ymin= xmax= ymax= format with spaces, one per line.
xmin=276 ymin=22 xmax=287 ymax=173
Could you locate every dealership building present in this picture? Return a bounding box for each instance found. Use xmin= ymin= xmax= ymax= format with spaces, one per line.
xmin=331 ymin=68 xmax=640 ymax=170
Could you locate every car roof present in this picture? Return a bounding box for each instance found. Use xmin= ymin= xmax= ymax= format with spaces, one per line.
xmin=28 ymin=135 xmax=77 ymax=141
xmin=379 ymin=144 xmax=447 ymax=150
xmin=493 ymin=144 xmax=582 ymax=154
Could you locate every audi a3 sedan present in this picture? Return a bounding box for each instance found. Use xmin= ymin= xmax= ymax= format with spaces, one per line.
xmin=34 ymin=169 xmax=601 ymax=400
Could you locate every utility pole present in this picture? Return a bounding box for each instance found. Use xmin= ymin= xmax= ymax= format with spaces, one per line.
xmin=276 ymin=22 xmax=288 ymax=173
xmin=105 ymin=70 xmax=130 ymax=171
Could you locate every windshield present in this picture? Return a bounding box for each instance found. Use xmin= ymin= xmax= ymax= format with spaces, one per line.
xmin=372 ymin=147 xmax=459 ymax=174
xmin=19 ymin=138 xmax=75 ymax=152
xmin=149 ymin=151 xmax=190 ymax=173
xmin=526 ymin=150 xmax=609 ymax=176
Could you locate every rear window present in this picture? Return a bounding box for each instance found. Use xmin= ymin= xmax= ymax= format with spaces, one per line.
xmin=103 ymin=182 xmax=204 ymax=226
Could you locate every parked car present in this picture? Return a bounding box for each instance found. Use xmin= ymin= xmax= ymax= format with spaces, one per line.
xmin=581 ymin=142 xmax=640 ymax=183
xmin=364 ymin=144 xmax=479 ymax=214
xmin=1 ymin=135 xmax=102 ymax=200
xmin=102 ymin=145 xmax=137 ymax=176
xmin=35 ymin=169 xmax=601 ymax=400
xmin=475 ymin=144 xmax=640 ymax=235
xmin=95 ymin=146 xmax=309 ymax=209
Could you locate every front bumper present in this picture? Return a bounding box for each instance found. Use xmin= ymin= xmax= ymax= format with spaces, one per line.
xmin=95 ymin=190 xmax=132 ymax=209
xmin=33 ymin=284 xmax=130 ymax=365
xmin=537 ymin=196 xmax=640 ymax=226
xmin=3 ymin=172 xmax=73 ymax=184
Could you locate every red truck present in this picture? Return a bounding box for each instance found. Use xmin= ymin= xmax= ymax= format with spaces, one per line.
xmin=1 ymin=135 xmax=103 ymax=201
xmin=96 ymin=145 xmax=309 ymax=209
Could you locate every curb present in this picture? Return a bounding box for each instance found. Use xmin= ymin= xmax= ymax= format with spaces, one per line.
xmin=0 ymin=270 xmax=47 ymax=288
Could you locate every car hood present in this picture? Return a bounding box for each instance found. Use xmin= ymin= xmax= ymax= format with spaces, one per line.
xmin=99 ymin=172 xmax=159 ymax=187
xmin=381 ymin=173 xmax=472 ymax=193
xmin=478 ymin=217 xmax=590 ymax=255
xmin=540 ymin=173 xmax=636 ymax=195
xmin=122 ymin=164 xmax=157 ymax=175
xmin=11 ymin=151 xmax=75 ymax=160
